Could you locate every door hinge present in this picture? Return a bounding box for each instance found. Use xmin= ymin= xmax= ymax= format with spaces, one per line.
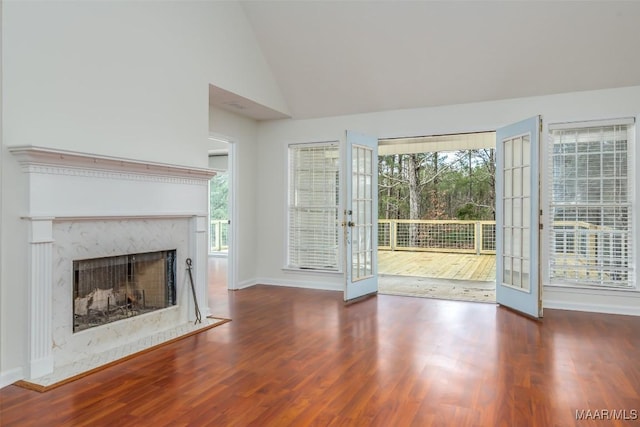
xmin=539 ymin=223 xmax=544 ymax=230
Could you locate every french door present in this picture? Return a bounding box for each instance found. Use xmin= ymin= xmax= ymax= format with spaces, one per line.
xmin=344 ymin=130 xmax=378 ymax=301
xmin=495 ymin=116 xmax=542 ymax=318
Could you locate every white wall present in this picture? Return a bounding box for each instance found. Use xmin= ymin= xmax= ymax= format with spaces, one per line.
xmin=208 ymin=155 xmax=229 ymax=171
xmin=2 ymin=1 xmax=287 ymax=163
xmin=0 ymin=0 xmax=8 ymax=386
xmin=255 ymin=85 xmax=640 ymax=313
xmin=0 ymin=0 xmax=29 ymax=388
xmin=1 ymin=0 xmax=286 ymax=387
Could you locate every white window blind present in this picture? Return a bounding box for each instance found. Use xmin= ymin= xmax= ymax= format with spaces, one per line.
xmin=288 ymin=143 xmax=340 ymax=271
xmin=548 ymin=119 xmax=635 ymax=289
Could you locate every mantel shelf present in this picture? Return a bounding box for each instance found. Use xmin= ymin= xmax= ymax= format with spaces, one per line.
xmin=9 ymin=145 xmax=217 ymax=180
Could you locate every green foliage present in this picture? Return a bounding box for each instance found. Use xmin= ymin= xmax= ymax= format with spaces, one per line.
xmin=456 ymin=203 xmax=492 ymax=220
xmin=456 ymin=203 xmax=477 ymax=219
xmin=378 ymin=149 xmax=495 ymax=220
xmin=209 ymin=173 xmax=229 ymax=220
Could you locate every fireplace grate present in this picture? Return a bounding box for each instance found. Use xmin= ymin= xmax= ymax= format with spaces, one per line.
xmin=73 ymin=250 xmax=176 ymax=332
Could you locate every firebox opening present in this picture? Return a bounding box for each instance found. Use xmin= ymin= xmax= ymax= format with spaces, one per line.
xmin=73 ymin=249 xmax=177 ymax=333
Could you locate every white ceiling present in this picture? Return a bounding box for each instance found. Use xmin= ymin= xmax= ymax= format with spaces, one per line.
xmin=238 ymin=1 xmax=640 ymax=120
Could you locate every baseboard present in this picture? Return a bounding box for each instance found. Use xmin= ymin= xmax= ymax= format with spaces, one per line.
xmin=235 ymin=278 xmax=258 ymax=289
xmin=255 ymin=277 xmax=342 ymax=292
xmin=239 ymin=279 xmax=640 ymax=315
xmin=543 ymin=285 xmax=640 ymax=316
xmin=0 ymin=367 xmax=24 ymax=390
xmin=233 ymin=277 xmax=342 ymax=292
xmin=544 ymin=299 xmax=640 ymax=316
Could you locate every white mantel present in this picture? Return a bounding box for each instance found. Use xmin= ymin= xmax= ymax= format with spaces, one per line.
xmin=10 ymin=145 xmax=216 ymax=218
xmin=10 ymin=146 xmax=216 ymax=380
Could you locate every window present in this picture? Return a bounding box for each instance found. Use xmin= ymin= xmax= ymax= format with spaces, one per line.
xmin=288 ymin=142 xmax=340 ymax=271
xmin=548 ymin=119 xmax=635 ymax=289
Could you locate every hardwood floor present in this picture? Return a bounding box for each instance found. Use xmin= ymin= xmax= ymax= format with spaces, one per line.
xmin=2 ymin=276 xmax=640 ymax=426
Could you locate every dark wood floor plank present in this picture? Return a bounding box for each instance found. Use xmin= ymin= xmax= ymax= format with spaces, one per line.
xmin=2 ymin=271 xmax=640 ymax=426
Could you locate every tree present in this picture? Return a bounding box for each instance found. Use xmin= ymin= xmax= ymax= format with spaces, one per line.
xmin=377 ymin=149 xmax=496 ymax=221
xmin=407 ymin=154 xmax=420 ymax=245
xmin=209 ymin=172 xmax=229 ymax=220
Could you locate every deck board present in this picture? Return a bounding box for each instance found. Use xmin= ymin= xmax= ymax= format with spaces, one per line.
xmin=378 ymin=250 xmax=496 ymax=281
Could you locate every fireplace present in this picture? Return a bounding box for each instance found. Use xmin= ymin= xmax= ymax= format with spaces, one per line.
xmin=73 ymin=250 xmax=177 ymax=332
xmin=10 ymin=145 xmax=216 ymax=380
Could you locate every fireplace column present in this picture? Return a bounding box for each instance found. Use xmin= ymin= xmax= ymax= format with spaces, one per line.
xmin=27 ymin=217 xmax=54 ymax=379
xmin=190 ymin=215 xmax=210 ymax=319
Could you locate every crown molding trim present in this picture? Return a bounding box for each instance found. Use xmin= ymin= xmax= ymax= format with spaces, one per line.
xmin=9 ymin=145 xmax=216 ymax=181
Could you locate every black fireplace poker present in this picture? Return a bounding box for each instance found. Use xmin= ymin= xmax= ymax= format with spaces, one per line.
xmin=185 ymin=258 xmax=202 ymax=324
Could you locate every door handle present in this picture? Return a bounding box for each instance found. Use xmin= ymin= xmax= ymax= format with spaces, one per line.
xmin=348 ymin=221 xmax=355 ymax=227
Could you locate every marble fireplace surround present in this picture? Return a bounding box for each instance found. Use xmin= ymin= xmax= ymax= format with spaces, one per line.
xmin=10 ymin=146 xmax=216 ymax=381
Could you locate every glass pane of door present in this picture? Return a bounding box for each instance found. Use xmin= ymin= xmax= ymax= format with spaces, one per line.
xmin=352 ymin=145 xmax=374 ymax=281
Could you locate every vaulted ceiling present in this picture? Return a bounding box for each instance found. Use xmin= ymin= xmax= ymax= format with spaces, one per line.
xmin=236 ymin=1 xmax=640 ymax=120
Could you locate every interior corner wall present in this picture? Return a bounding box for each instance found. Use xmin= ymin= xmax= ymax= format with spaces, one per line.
xmin=0 ymin=0 xmax=28 ymax=389
xmin=0 ymin=0 xmax=8 ymax=387
xmin=208 ymin=107 xmax=259 ymax=288
xmin=255 ymin=85 xmax=640 ymax=313
xmin=0 ymin=0 xmax=3 ymax=373
xmin=0 ymin=0 xmax=286 ymax=387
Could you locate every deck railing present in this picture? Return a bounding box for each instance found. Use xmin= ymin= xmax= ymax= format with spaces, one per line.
xmin=550 ymin=221 xmax=630 ymax=285
xmin=378 ymin=219 xmax=496 ymax=255
xmin=210 ymin=219 xmax=229 ymax=253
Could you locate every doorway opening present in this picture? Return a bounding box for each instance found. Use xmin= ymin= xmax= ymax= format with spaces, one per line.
xmin=206 ymin=134 xmax=237 ymax=302
xmin=377 ymin=131 xmax=496 ymax=302
xmin=208 ymin=147 xmax=229 ymax=296
xmin=208 ymin=151 xmax=229 ymax=257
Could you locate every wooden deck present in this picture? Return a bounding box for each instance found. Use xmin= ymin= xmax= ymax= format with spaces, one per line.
xmin=378 ymin=250 xmax=496 ymax=281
